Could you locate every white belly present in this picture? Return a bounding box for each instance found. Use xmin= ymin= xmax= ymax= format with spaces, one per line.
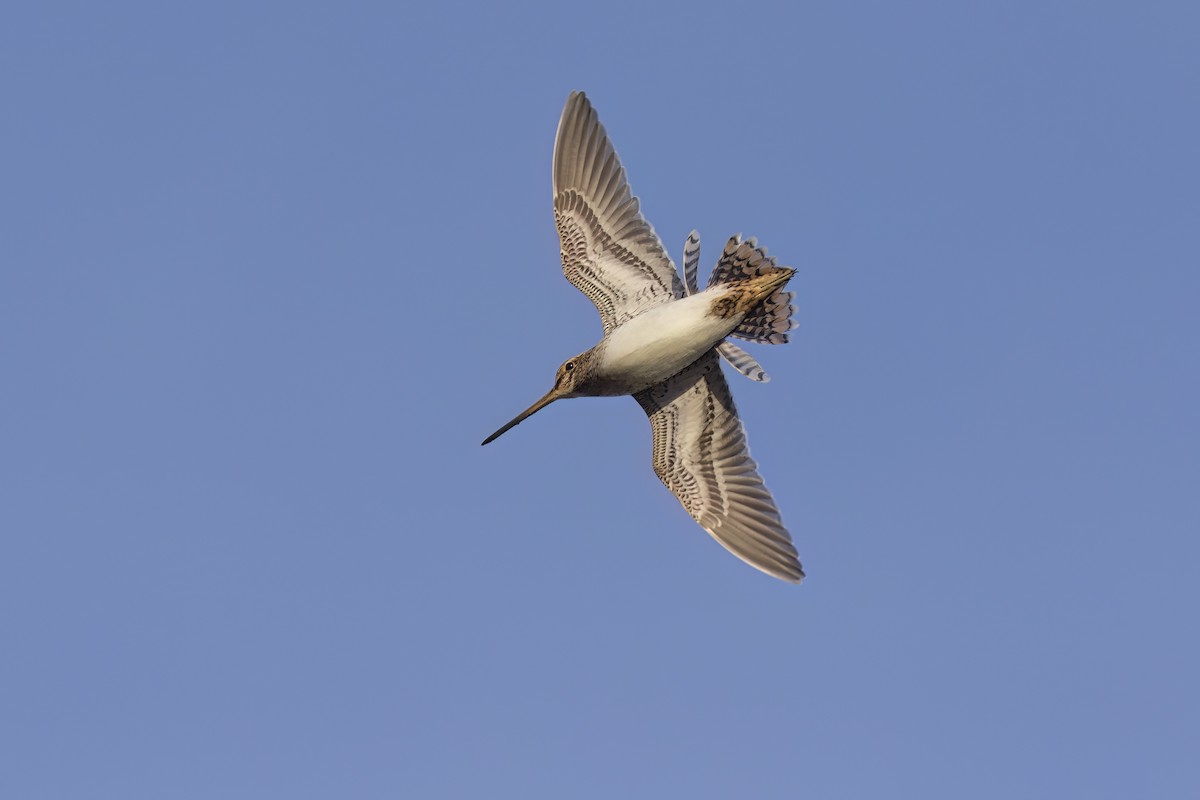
xmin=593 ymin=291 xmax=741 ymax=392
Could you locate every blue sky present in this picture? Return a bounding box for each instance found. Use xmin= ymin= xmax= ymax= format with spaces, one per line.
xmin=2 ymin=1 xmax=1198 ymax=797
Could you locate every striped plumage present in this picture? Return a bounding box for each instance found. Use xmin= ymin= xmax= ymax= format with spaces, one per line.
xmin=483 ymin=92 xmax=804 ymax=583
xmin=709 ymin=235 xmax=799 ymax=345
xmin=634 ymin=352 xmax=801 ymax=581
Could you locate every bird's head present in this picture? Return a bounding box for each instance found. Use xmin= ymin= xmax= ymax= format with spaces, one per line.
xmin=549 ymin=351 xmax=593 ymax=398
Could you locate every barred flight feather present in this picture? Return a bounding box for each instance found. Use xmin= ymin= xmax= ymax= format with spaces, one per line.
xmin=553 ymin=93 xmax=683 ymax=334
xmin=634 ymin=352 xmax=803 ymax=582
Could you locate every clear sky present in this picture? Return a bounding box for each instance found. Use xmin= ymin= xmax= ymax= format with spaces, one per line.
xmin=2 ymin=1 xmax=1197 ymax=797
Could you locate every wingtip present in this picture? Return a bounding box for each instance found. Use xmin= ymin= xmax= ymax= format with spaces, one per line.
xmin=768 ymin=559 xmax=806 ymax=584
xmin=742 ymin=555 xmax=805 ymax=584
xmin=764 ymin=558 xmax=805 ymax=583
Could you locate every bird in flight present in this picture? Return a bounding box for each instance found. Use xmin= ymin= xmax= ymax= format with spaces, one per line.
xmin=483 ymin=92 xmax=803 ymax=583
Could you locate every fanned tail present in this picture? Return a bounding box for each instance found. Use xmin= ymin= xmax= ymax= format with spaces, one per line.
xmin=708 ymin=235 xmax=798 ymax=345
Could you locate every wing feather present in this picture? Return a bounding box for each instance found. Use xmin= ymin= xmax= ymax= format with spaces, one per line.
xmin=553 ymin=92 xmax=683 ymax=334
xmin=634 ymin=352 xmax=803 ymax=582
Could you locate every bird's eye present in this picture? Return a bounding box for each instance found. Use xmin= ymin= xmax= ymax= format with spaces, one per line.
xmin=564 ymin=361 xmax=575 ymax=372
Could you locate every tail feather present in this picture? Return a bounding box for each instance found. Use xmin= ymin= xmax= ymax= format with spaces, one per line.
xmin=735 ymin=290 xmax=797 ymax=344
xmin=707 ymin=235 xmax=772 ymax=288
xmin=682 ymin=230 xmax=701 ymax=296
xmin=709 ymin=235 xmax=798 ymax=345
xmin=717 ymin=340 xmax=770 ymax=382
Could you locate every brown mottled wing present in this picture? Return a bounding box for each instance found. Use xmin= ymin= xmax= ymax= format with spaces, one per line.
xmin=554 ymin=92 xmax=683 ymax=334
xmin=634 ymin=352 xmax=804 ymax=582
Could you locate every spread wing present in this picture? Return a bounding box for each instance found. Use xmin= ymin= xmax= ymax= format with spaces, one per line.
xmin=553 ymin=92 xmax=683 ymax=335
xmin=634 ymin=352 xmax=804 ymax=582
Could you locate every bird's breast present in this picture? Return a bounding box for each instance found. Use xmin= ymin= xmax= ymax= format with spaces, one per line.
xmin=590 ymin=292 xmax=743 ymax=394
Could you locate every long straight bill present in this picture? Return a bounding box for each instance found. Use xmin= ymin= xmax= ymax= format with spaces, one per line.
xmin=481 ymin=389 xmax=559 ymax=445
